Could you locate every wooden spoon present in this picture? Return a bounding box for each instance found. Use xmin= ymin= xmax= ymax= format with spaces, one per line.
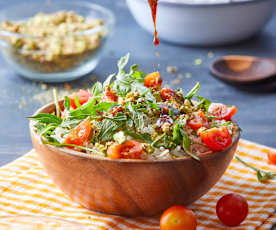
xmin=210 ymin=55 xmax=276 ymax=83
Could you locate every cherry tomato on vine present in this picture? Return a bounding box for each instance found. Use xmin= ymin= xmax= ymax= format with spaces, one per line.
xmin=160 ymin=206 xmax=197 ymax=230
xmin=216 ymin=193 xmax=248 ymax=227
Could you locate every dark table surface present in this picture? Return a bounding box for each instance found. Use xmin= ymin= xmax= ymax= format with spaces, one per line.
xmin=0 ymin=0 xmax=276 ymax=163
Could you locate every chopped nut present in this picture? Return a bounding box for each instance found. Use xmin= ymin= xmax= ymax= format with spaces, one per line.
xmin=161 ymin=122 xmax=171 ymax=133
xmin=40 ymin=83 xmax=48 ymax=90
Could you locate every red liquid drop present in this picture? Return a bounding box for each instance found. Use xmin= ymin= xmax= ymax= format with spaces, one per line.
xmin=148 ymin=0 xmax=159 ymax=46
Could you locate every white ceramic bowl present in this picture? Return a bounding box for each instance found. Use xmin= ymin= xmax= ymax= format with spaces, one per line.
xmin=126 ymin=0 xmax=276 ymax=46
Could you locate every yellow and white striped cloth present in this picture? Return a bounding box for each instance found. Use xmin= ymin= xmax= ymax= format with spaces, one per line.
xmin=0 ymin=139 xmax=275 ymax=230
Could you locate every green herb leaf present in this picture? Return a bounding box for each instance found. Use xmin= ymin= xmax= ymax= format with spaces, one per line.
xmin=98 ymin=119 xmax=124 ymax=142
xmin=28 ymin=114 xmax=62 ymax=125
xmin=91 ymin=82 xmax=103 ymax=97
xmin=172 ymin=123 xmax=181 ymax=144
xmin=235 ymin=156 xmax=276 ymax=182
xmin=185 ymin=82 xmax=200 ymax=100
xmin=124 ymin=129 xmax=152 ymax=144
xmin=53 ymin=88 xmax=60 ymax=117
xmin=182 ymin=132 xmax=200 ymax=161
xmin=196 ymin=96 xmax=211 ymax=111
xmin=64 ymin=96 xmax=71 ymax=111
xmin=151 ymin=133 xmax=166 ymax=147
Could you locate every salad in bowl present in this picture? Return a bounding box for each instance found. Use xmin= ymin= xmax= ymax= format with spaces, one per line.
xmin=30 ymin=53 xmax=238 ymax=161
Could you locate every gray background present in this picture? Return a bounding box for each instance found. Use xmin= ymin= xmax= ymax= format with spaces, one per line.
xmin=0 ymin=0 xmax=275 ymax=165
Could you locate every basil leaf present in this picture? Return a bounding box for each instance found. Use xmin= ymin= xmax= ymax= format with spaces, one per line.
xmin=28 ymin=114 xmax=62 ymax=125
xmin=98 ymin=119 xmax=123 ymax=142
xmin=118 ymin=53 xmax=130 ymax=71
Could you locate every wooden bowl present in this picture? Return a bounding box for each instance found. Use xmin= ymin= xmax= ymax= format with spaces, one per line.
xmin=30 ymin=101 xmax=240 ymax=217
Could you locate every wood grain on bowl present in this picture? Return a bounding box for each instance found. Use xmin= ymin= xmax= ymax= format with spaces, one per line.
xmin=30 ymin=101 xmax=240 ymax=217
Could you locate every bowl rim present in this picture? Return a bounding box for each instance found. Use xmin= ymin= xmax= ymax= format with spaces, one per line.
xmin=0 ymin=0 xmax=115 ymax=40
xmin=136 ymin=0 xmax=273 ymax=8
xmin=30 ymin=100 xmax=240 ymax=164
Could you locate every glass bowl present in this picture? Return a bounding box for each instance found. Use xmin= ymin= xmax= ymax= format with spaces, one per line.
xmin=0 ymin=215 xmax=89 ymax=230
xmin=0 ymin=0 xmax=115 ymax=82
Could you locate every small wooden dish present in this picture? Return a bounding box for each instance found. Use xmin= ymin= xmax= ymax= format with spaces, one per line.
xmin=30 ymin=101 xmax=240 ymax=217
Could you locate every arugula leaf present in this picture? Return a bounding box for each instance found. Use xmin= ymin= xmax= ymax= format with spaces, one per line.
xmin=75 ymin=96 xmax=81 ymax=108
xmin=118 ymin=53 xmax=130 ymax=71
xmin=69 ymin=100 xmax=116 ymax=119
xmin=182 ymin=131 xmax=200 ymax=161
xmin=151 ymin=133 xmax=166 ymax=147
xmin=103 ymin=73 xmax=115 ymax=88
xmin=185 ymin=82 xmax=200 ymax=100
xmin=91 ymin=82 xmax=103 ymax=97
xmin=64 ymin=96 xmax=71 ymax=111
xmin=28 ymin=114 xmax=62 ymax=125
xmin=127 ymin=102 xmax=145 ymax=129
xmin=172 ymin=123 xmax=181 ymax=144
xmin=105 ymin=112 xmax=128 ymax=121
xmin=235 ymin=156 xmax=276 ymax=182
xmin=196 ymin=96 xmax=211 ymax=111
xmin=98 ymin=119 xmax=123 ymax=142
xmin=41 ymin=138 xmax=105 ymax=156
xmin=124 ymin=129 xmax=152 ymax=144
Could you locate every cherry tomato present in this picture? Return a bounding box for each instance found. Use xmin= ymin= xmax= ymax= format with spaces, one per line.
xmin=199 ymin=126 xmax=232 ymax=151
xmin=69 ymin=90 xmax=92 ymax=109
xmin=216 ymin=193 xmax=248 ymax=227
xmin=160 ymin=88 xmax=182 ymax=103
xmin=101 ymin=87 xmax=118 ymax=102
xmin=267 ymin=151 xmax=276 ymax=165
xmin=107 ymin=140 xmax=143 ymax=159
xmin=187 ymin=111 xmax=209 ymax=130
xmin=64 ymin=119 xmax=92 ymax=147
xmin=144 ymin=72 xmax=163 ymax=88
xmin=160 ymin=206 xmax=197 ymax=230
xmin=208 ymin=103 xmax=237 ymax=121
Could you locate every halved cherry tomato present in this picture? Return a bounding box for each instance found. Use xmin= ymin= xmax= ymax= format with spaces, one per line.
xmin=216 ymin=193 xmax=248 ymax=227
xmin=69 ymin=89 xmax=92 ymax=109
xmin=160 ymin=206 xmax=197 ymax=230
xmin=199 ymin=126 xmax=232 ymax=151
xmin=64 ymin=119 xmax=92 ymax=147
xmin=144 ymin=72 xmax=163 ymax=88
xmin=101 ymin=87 xmax=118 ymax=102
xmin=187 ymin=111 xmax=209 ymax=130
xmin=107 ymin=140 xmax=143 ymax=159
xmin=160 ymin=88 xmax=181 ymax=103
xmin=267 ymin=151 xmax=276 ymax=165
xmin=208 ymin=103 xmax=237 ymax=121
